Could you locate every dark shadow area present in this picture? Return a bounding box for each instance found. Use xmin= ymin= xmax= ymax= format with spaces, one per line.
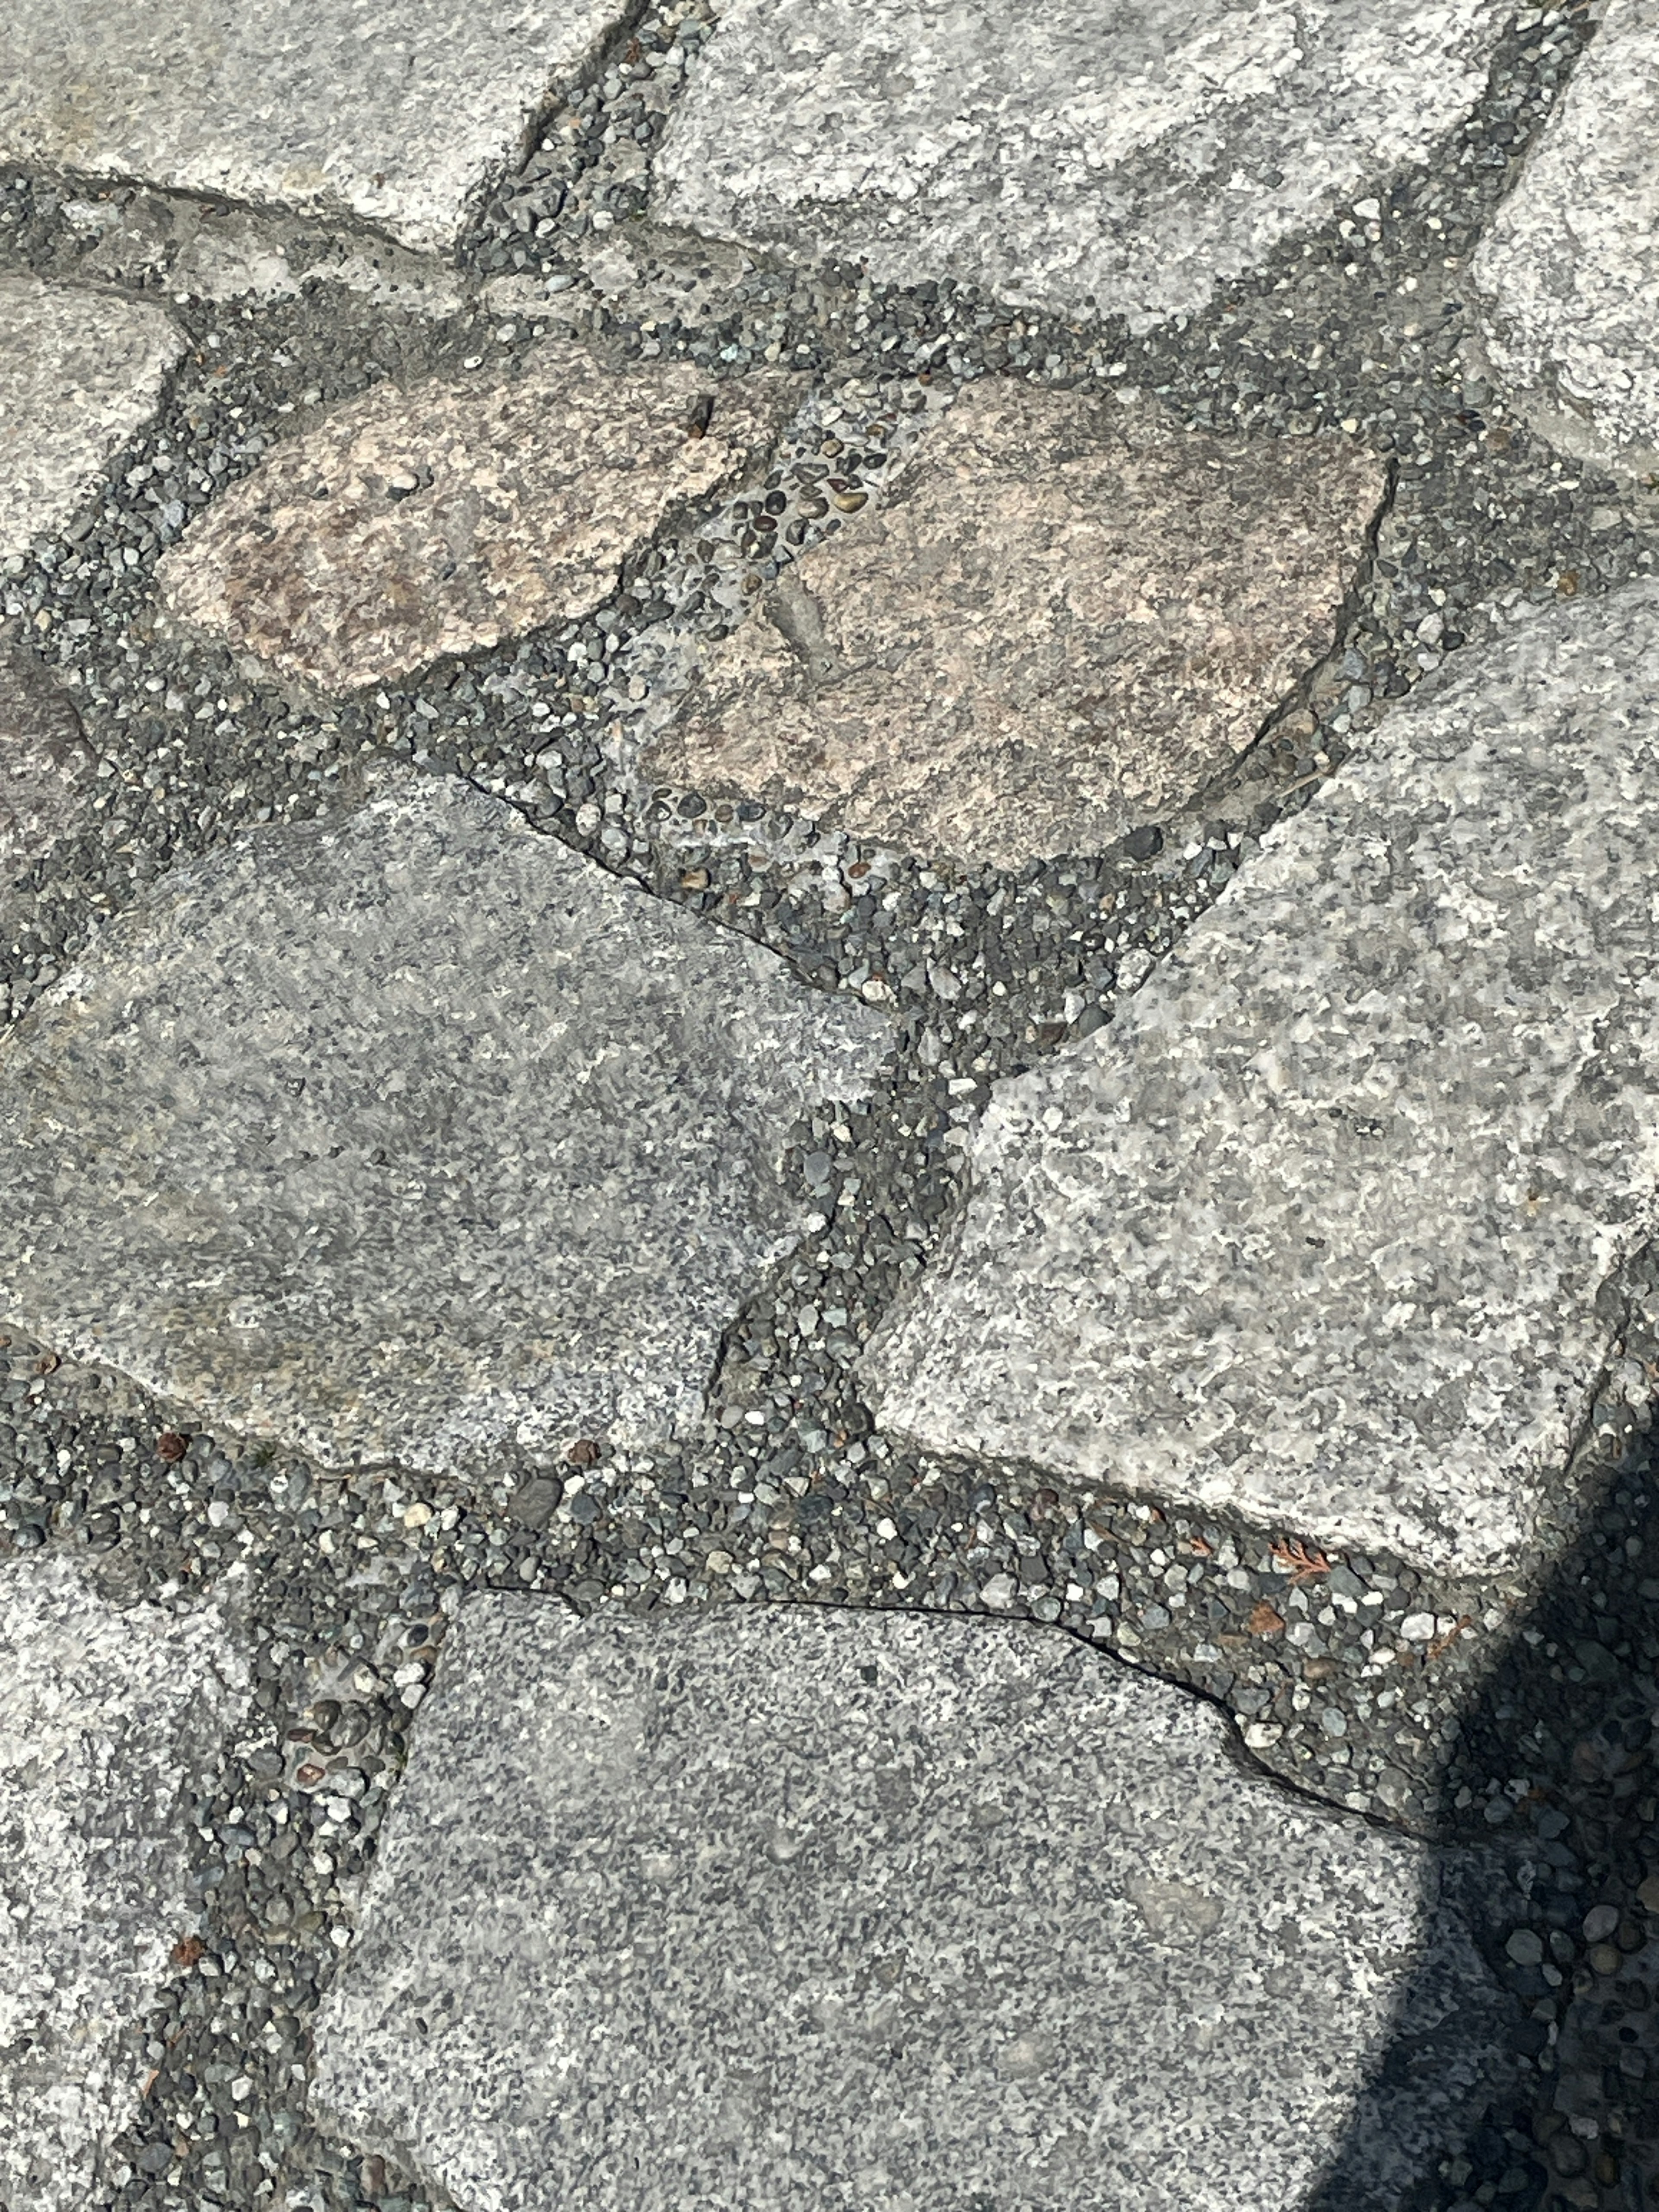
xmin=1309 ymin=1437 xmax=1659 ymax=2212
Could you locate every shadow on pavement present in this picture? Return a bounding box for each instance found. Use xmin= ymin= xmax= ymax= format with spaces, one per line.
xmin=1309 ymin=1440 xmax=1659 ymax=2212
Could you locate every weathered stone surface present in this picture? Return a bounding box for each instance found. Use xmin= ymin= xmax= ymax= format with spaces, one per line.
xmin=2 ymin=630 xmax=98 ymax=914
xmin=0 ymin=1554 xmax=248 ymax=2212
xmin=0 ymin=276 xmax=183 ymax=564
xmin=1472 ymin=0 xmax=1659 ymax=477
xmin=0 ymin=775 xmax=890 ymax=1472
xmin=56 ymin=192 xmax=467 ymax=315
xmin=156 ymin=346 xmax=799 ymax=692
xmin=0 ymin=0 xmax=628 ymax=257
xmin=655 ymin=0 xmax=1504 ymax=332
xmin=314 ymin=1601 xmax=1507 ymax=2212
xmin=645 ymin=383 xmax=1386 ymax=866
xmin=864 ymin=581 xmax=1659 ymax=1576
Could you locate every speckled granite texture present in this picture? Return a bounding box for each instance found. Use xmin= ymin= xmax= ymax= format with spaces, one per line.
xmin=0 ymin=0 xmax=629 ymax=257
xmin=313 ymin=1601 xmax=1509 ymax=2212
xmin=158 ymin=349 xmax=801 ymax=693
xmin=645 ymin=381 xmax=1386 ymax=866
xmin=0 ymin=1554 xmax=248 ymax=2212
xmin=865 ymin=580 xmax=1659 ymax=1576
xmin=1472 ymin=0 xmax=1659 ymax=477
xmin=0 ymin=276 xmax=183 ymax=565
xmin=0 ymin=775 xmax=891 ymax=1471
xmin=654 ymin=0 xmax=1506 ymax=330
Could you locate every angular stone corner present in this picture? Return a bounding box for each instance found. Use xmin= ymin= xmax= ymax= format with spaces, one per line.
xmin=0 ymin=276 xmax=183 ymax=565
xmin=2 ymin=631 xmax=98 ymax=916
xmin=645 ymin=383 xmax=1386 ymax=867
xmin=864 ymin=579 xmax=1659 ymax=1576
xmin=312 ymin=1600 xmax=1509 ymax=2212
xmin=1471 ymin=0 xmax=1659 ymax=478
xmin=0 ymin=775 xmax=891 ymax=1472
xmin=156 ymin=346 xmax=801 ymax=693
xmin=0 ymin=1553 xmax=248 ymax=2212
xmin=654 ymin=0 xmax=1504 ymax=331
xmin=0 ymin=0 xmax=628 ymax=257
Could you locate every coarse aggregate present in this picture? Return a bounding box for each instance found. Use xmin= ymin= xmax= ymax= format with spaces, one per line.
xmin=1 ymin=0 xmax=1658 ymax=2206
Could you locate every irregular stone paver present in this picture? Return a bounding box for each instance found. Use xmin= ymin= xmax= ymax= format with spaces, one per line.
xmin=0 ymin=0 xmax=628 ymax=257
xmin=0 ymin=276 xmax=183 ymax=564
xmin=57 ymin=192 xmax=467 ymax=315
xmin=1472 ymin=0 xmax=1659 ymax=477
xmin=313 ymin=1601 xmax=1508 ymax=2212
xmin=654 ymin=0 xmax=1504 ymax=332
xmin=0 ymin=775 xmax=890 ymax=1472
xmin=156 ymin=347 xmax=800 ymax=692
xmin=864 ymin=580 xmax=1659 ymax=1576
xmin=645 ymin=383 xmax=1386 ymax=867
xmin=2 ymin=631 xmax=98 ymax=914
xmin=0 ymin=1553 xmax=248 ymax=2212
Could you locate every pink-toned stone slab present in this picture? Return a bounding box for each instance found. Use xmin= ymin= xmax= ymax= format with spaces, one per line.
xmin=157 ymin=348 xmax=801 ymax=692
xmin=646 ymin=383 xmax=1386 ymax=866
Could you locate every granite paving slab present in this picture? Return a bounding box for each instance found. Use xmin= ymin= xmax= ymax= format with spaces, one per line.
xmin=156 ymin=346 xmax=800 ymax=693
xmin=0 ymin=774 xmax=891 ymax=1473
xmin=654 ymin=0 xmax=1506 ymax=331
xmin=645 ymin=381 xmax=1386 ymax=867
xmin=864 ymin=579 xmax=1659 ymax=1576
xmin=0 ymin=1552 xmax=248 ymax=2212
xmin=1471 ymin=0 xmax=1659 ymax=479
xmin=312 ymin=1600 xmax=1509 ymax=2212
xmin=0 ymin=0 xmax=631 ymax=257
xmin=0 ymin=275 xmax=183 ymax=566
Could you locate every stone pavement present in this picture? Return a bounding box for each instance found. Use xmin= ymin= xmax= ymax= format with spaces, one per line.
xmin=1 ymin=2 xmax=1658 ymax=2210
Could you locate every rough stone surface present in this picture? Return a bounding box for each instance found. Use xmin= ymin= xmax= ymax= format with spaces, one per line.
xmin=0 ymin=775 xmax=890 ymax=1472
xmin=314 ymin=1601 xmax=1507 ymax=2212
xmin=1472 ymin=0 xmax=1659 ymax=477
xmin=654 ymin=0 xmax=1505 ymax=331
xmin=56 ymin=192 xmax=467 ymax=315
xmin=1 ymin=630 xmax=97 ymax=909
xmin=0 ymin=276 xmax=183 ymax=564
xmin=864 ymin=581 xmax=1659 ymax=1576
xmin=0 ymin=1553 xmax=248 ymax=2212
xmin=645 ymin=382 xmax=1386 ymax=866
xmin=0 ymin=0 xmax=629 ymax=257
xmin=156 ymin=346 xmax=801 ymax=692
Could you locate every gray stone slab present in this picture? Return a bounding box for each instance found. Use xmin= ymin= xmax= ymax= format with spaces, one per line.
xmin=0 ymin=276 xmax=183 ymax=565
xmin=864 ymin=580 xmax=1659 ymax=1576
xmin=654 ymin=0 xmax=1504 ymax=331
xmin=313 ymin=1600 xmax=1508 ymax=2212
xmin=1471 ymin=0 xmax=1659 ymax=478
xmin=2 ymin=629 xmax=98 ymax=915
xmin=0 ymin=0 xmax=628 ymax=256
xmin=644 ymin=382 xmax=1386 ymax=867
xmin=0 ymin=1553 xmax=248 ymax=2212
xmin=55 ymin=192 xmax=467 ymax=315
xmin=156 ymin=346 xmax=801 ymax=693
xmin=0 ymin=775 xmax=890 ymax=1472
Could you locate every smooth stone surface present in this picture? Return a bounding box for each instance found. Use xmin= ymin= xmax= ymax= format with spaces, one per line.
xmin=0 ymin=1554 xmax=248 ymax=2212
xmin=0 ymin=775 xmax=890 ymax=1472
xmin=157 ymin=346 xmax=800 ymax=692
xmin=655 ymin=0 xmax=1504 ymax=331
xmin=646 ymin=383 xmax=1385 ymax=866
xmin=1 ymin=630 xmax=98 ymax=914
xmin=313 ymin=1601 xmax=1507 ymax=2212
xmin=864 ymin=581 xmax=1659 ymax=1575
xmin=0 ymin=276 xmax=183 ymax=564
xmin=0 ymin=0 xmax=627 ymax=257
xmin=1472 ymin=0 xmax=1659 ymax=477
